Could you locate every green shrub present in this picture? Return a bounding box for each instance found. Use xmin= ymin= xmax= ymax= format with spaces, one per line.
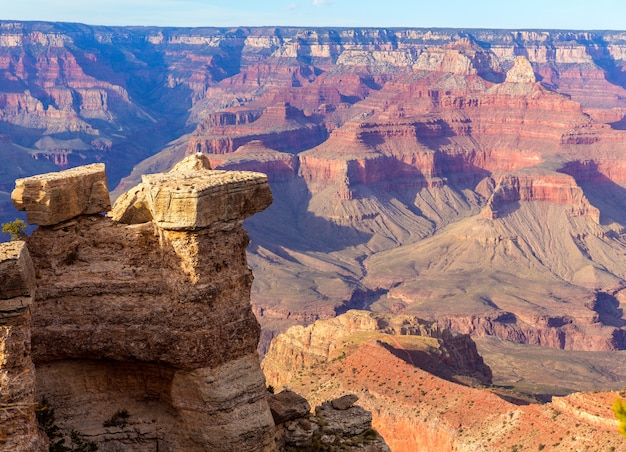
xmin=37 ymin=398 xmax=98 ymax=451
xmin=2 ymin=219 xmax=26 ymax=241
xmin=613 ymin=398 xmax=626 ymax=437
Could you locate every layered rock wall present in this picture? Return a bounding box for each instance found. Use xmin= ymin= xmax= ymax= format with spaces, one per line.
xmin=482 ymin=172 xmax=600 ymax=221
xmin=0 ymin=241 xmax=46 ymax=451
xmin=262 ymin=310 xmax=492 ymax=388
xmin=5 ymin=157 xmax=277 ymax=451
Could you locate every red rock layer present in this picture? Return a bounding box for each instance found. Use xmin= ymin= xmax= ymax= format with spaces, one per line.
xmin=263 ymin=315 xmax=626 ymax=452
xmin=483 ymin=172 xmax=600 ymax=221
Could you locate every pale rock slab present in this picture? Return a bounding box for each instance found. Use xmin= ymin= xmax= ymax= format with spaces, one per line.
xmin=108 ymin=182 xmax=152 ymax=224
xmin=171 ymin=152 xmax=212 ymax=172
xmin=142 ymin=169 xmax=272 ymax=231
xmin=11 ymin=163 xmax=111 ymax=226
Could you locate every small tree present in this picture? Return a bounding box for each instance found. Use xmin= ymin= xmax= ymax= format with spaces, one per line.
xmin=613 ymin=398 xmax=626 ymax=437
xmin=2 ymin=219 xmax=27 ymax=241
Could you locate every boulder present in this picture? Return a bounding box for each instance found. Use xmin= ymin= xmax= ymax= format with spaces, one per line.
xmin=142 ymin=169 xmax=272 ymax=231
xmin=0 ymin=241 xmax=35 ymax=310
xmin=11 ymin=163 xmax=110 ymax=226
xmin=108 ymin=183 xmax=152 ymax=224
xmin=110 ymin=153 xmax=212 ymax=225
xmin=171 ymin=152 xmax=212 ymax=172
xmin=268 ymin=389 xmax=311 ymax=424
xmin=315 ymin=400 xmax=373 ymax=437
xmin=331 ymin=394 xmax=359 ymax=411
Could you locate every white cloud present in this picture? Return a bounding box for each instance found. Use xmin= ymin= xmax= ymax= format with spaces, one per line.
xmin=312 ymin=0 xmax=330 ymax=6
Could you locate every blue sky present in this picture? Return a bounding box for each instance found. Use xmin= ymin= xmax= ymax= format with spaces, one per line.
xmin=3 ymin=0 xmax=626 ymax=30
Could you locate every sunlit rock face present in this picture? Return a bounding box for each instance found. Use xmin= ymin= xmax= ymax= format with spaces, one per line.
xmin=11 ymin=163 xmax=111 ymax=226
xmin=0 ymin=241 xmax=47 ymax=451
xmin=9 ymin=157 xmax=276 ymax=451
xmin=262 ymin=310 xmax=625 ymax=452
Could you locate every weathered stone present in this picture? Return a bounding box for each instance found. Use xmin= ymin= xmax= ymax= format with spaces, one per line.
xmin=171 ymin=152 xmax=212 ymax=172
xmin=142 ymin=169 xmax=272 ymax=231
xmin=108 ymin=183 xmax=152 ymax=224
xmin=268 ymin=389 xmax=311 ymax=424
xmin=0 ymin=309 xmax=47 ymax=452
xmin=505 ymin=55 xmax=536 ymax=83
xmin=0 ymin=241 xmax=35 ymax=309
xmin=331 ymin=394 xmax=359 ymax=411
xmin=281 ymin=417 xmax=317 ymax=448
xmin=0 ymin=241 xmax=46 ymax=450
xmin=315 ymin=401 xmax=372 ymax=437
xmin=11 ymin=163 xmax=110 ymax=226
xmin=169 ymin=354 xmax=276 ymax=451
xmin=20 ymin=159 xmax=276 ymax=451
xmin=110 ymin=154 xmax=213 ymax=225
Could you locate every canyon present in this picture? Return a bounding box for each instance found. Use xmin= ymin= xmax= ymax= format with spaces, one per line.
xmin=3 ymin=22 xmax=626 ymax=449
xmin=0 ymin=157 xmax=388 ymax=451
xmin=262 ymin=310 xmax=626 ymax=451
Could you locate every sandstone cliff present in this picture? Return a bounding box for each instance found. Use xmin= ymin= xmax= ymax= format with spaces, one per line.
xmin=3 ymin=156 xmax=279 ymax=451
xmin=0 ymin=241 xmax=46 ymax=451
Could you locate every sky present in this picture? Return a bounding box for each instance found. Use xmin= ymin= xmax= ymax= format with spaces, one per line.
xmin=2 ymin=0 xmax=626 ymax=30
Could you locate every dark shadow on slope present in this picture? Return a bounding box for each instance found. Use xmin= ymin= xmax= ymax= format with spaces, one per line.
xmin=334 ymin=288 xmax=388 ymax=315
xmin=593 ymin=292 xmax=625 ymax=328
xmin=558 ymin=160 xmax=626 ymax=226
xmin=587 ymin=34 xmax=626 ymax=91
xmin=378 ymin=340 xmax=459 ymax=382
xmin=377 ymin=339 xmax=495 ymax=392
xmin=608 ymin=115 xmax=626 ymax=130
xmin=245 ymin=177 xmax=374 ymax=254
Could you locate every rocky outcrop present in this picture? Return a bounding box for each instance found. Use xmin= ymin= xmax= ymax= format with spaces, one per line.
xmin=11 ymin=163 xmax=111 ymax=226
xmin=187 ymin=103 xmax=327 ymax=156
xmin=142 ymin=168 xmax=272 ymax=231
xmin=262 ymin=310 xmax=492 ymax=388
xmin=0 ymin=241 xmax=46 ymax=451
xmin=208 ymin=141 xmax=298 ymax=183
xmin=263 ymin=316 xmax=626 ymax=452
xmin=504 ymin=56 xmax=536 ymax=83
xmin=482 ymin=172 xmax=600 ymax=221
xmin=9 ymin=157 xmax=277 ymax=451
xmin=269 ymin=390 xmax=389 ymax=452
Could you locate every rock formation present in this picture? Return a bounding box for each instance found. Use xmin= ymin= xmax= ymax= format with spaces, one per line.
xmin=263 ymin=311 xmax=625 ymax=452
xmin=4 ymin=156 xmax=279 ymax=451
xmin=0 ymin=241 xmax=46 ymax=451
xmin=11 ymin=163 xmax=111 ymax=226
xmin=1 ymin=158 xmax=390 ymax=451
xmin=262 ymin=310 xmax=492 ymax=390
xmin=504 ymin=56 xmax=536 ymax=83
xmin=268 ymin=390 xmax=389 ymax=451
